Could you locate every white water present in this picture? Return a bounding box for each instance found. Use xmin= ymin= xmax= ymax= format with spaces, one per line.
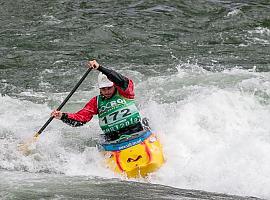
xmin=149 ymin=89 xmax=270 ymax=197
xmin=1 ymin=67 xmax=270 ymax=199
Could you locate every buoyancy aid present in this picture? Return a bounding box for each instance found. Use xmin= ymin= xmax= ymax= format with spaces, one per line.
xmin=97 ymin=90 xmax=141 ymax=135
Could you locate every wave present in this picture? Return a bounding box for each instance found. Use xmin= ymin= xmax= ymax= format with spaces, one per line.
xmin=1 ymin=65 xmax=270 ymax=198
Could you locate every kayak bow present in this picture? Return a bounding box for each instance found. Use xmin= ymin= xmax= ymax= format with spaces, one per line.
xmin=100 ymin=130 xmax=164 ymax=178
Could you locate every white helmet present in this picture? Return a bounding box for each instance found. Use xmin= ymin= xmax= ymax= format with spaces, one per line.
xmin=98 ymin=72 xmax=114 ymax=88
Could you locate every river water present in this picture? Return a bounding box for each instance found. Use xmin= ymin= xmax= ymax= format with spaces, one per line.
xmin=1 ymin=0 xmax=270 ymax=199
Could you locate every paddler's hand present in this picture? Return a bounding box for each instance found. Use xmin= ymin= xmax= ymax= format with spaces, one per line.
xmin=51 ymin=110 xmax=63 ymax=119
xmin=87 ymin=60 xmax=100 ymax=70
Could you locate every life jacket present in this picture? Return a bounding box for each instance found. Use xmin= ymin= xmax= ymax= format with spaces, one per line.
xmin=97 ymin=90 xmax=141 ymax=135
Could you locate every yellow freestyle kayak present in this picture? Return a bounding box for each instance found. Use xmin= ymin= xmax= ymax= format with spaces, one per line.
xmin=100 ymin=130 xmax=164 ymax=178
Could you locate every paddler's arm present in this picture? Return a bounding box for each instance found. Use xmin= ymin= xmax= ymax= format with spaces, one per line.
xmin=87 ymin=59 xmax=135 ymax=98
xmin=51 ymin=110 xmax=86 ymax=127
xmin=87 ymin=59 xmax=129 ymax=91
xmin=98 ymin=66 xmax=129 ymax=91
xmin=60 ymin=113 xmax=86 ymax=127
xmin=98 ymin=66 xmax=135 ymax=99
xmin=51 ymin=96 xmax=98 ymax=127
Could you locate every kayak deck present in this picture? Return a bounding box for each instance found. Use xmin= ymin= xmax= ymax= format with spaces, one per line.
xmin=100 ymin=130 xmax=164 ymax=178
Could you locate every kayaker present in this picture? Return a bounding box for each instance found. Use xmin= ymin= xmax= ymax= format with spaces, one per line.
xmin=51 ymin=60 xmax=148 ymax=141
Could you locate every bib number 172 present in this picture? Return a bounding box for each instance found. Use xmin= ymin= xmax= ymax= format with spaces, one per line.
xmin=102 ymin=108 xmax=131 ymax=124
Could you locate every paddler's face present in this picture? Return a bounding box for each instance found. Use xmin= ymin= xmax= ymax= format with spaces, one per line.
xmin=100 ymin=86 xmax=115 ymax=99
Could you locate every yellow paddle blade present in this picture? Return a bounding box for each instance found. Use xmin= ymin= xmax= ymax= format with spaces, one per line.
xmin=18 ymin=133 xmax=40 ymax=156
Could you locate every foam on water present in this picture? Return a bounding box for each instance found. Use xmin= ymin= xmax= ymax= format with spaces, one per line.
xmin=1 ymin=66 xmax=270 ymax=198
xmin=141 ymin=67 xmax=270 ymax=198
xmin=147 ymin=89 xmax=270 ymax=198
xmin=0 ymin=94 xmax=116 ymax=177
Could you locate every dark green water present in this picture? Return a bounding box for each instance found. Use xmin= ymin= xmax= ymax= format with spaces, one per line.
xmin=0 ymin=170 xmax=262 ymax=200
xmin=1 ymin=0 xmax=270 ymax=96
xmin=1 ymin=0 xmax=270 ymax=199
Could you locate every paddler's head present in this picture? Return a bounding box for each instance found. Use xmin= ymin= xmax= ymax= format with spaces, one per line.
xmin=98 ymin=72 xmax=115 ymax=99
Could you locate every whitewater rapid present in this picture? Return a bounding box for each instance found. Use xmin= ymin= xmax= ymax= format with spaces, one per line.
xmin=1 ymin=66 xmax=270 ymax=199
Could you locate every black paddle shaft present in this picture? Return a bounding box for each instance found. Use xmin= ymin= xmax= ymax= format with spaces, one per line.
xmin=36 ymin=68 xmax=92 ymax=135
